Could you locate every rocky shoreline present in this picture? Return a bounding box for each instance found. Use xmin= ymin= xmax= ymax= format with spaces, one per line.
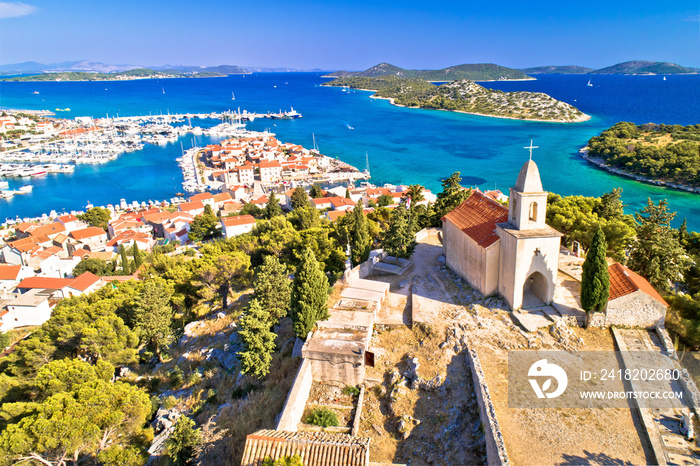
xmin=579 ymin=147 xmax=700 ymax=194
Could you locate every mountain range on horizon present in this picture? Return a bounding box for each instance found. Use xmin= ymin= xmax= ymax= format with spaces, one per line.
xmin=1 ymin=59 xmax=698 ymax=77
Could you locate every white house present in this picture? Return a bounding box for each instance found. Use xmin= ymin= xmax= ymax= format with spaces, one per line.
xmin=221 ymin=215 xmax=256 ymax=238
xmin=1 ymin=289 xmax=54 ymax=331
xmin=0 ymin=264 xmax=34 ymax=291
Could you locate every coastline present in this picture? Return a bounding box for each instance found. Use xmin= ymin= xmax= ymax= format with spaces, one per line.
xmin=2 ymin=74 xmax=233 ymax=83
xmin=579 ymin=147 xmax=700 ymax=194
xmin=364 ymin=92 xmax=591 ymax=123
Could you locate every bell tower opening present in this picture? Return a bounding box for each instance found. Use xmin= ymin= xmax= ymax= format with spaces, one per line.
xmin=529 ymin=202 xmax=538 ymax=222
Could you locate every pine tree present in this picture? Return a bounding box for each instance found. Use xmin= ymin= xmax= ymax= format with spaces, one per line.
xmin=264 ymin=192 xmax=282 ymax=219
xmin=165 ymin=416 xmax=201 ymax=466
xmin=383 ymin=202 xmax=416 ymax=261
xmin=134 ymin=278 xmax=174 ymax=362
xmin=290 ymin=187 xmax=310 ymax=210
xmin=431 ymin=172 xmax=469 ymax=225
xmin=291 ymin=246 xmax=329 ymax=338
xmin=628 ymin=198 xmax=691 ymax=290
xmin=351 ymin=201 xmax=371 ymax=266
xmin=254 ymin=255 xmax=291 ymax=323
xmin=309 ymin=184 xmax=324 ymax=199
xmin=679 ymin=218 xmax=689 ymax=248
xmin=119 ymin=244 xmax=130 ymax=274
xmin=238 ymin=299 xmax=277 ymax=378
xmin=131 ymin=242 xmax=143 ymax=271
xmin=581 ymin=227 xmax=610 ymax=313
xmin=345 ymin=188 xmax=351 ymax=199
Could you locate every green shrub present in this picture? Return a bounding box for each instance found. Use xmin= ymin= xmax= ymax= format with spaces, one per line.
xmin=169 ymin=367 xmax=185 ymax=388
xmin=305 ymin=407 xmax=339 ymax=427
xmin=342 ymin=385 xmax=360 ymax=397
xmin=262 ymin=455 xmax=303 ymax=466
xmin=162 ymin=395 xmax=178 ymax=410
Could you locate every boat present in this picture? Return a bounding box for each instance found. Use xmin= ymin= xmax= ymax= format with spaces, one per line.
xmin=162 ymin=87 xmax=165 ymax=94
xmin=33 ymin=91 xmax=40 ymax=94
xmin=587 ymin=79 xmax=593 ymax=87
xmin=19 ymin=185 xmax=33 ymax=193
xmin=663 ymin=76 xmax=667 ymax=81
xmin=231 ymin=92 xmax=235 ymax=100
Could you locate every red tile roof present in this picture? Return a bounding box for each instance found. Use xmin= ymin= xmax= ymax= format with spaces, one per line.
xmin=179 ymin=200 xmax=205 ymax=213
xmin=0 ymin=265 xmax=21 ymax=280
xmin=17 ymin=276 xmax=73 ymax=290
xmin=442 ymin=190 xmax=508 ymax=248
xmin=221 ymin=215 xmax=256 ymax=227
xmin=69 ymin=227 xmax=107 ymax=240
xmin=57 ymin=214 xmax=78 ymax=223
xmin=608 ymin=262 xmax=668 ymax=306
xmin=68 ymin=272 xmax=101 ymax=292
xmin=241 ymin=430 xmax=370 ymax=466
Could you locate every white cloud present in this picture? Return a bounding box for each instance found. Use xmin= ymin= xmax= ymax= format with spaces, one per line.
xmin=0 ymin=2 xmax=38 ymax=19
xmin=683 ymin=14 xmax=700 ymax=22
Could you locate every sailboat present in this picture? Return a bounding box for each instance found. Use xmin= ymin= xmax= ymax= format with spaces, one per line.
xmin=231 ymin=92 xmax=235 ymax=100
xmin=363 ymin=151 xmax=370 ymax=176
xmin=312 ymin=133 xmax=319 ymax=154
xmin=587 ymin=79 xmax=593 ymax=87
xmin=663 ymin=76 xmax=667 ymax=81
xmin=162 ymin=87 xmax=165 ymax=94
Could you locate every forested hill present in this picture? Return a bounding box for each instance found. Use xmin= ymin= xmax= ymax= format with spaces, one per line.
xmin=323 ymin=75 xmax=588 ymax=122
xmin=590 ymin=61 xmax=697 ymax=75
xmin=586 ymin=122 xmax=700 ymax=189
xmin=323 ymin=62 xmax=533 ymax=81
xmin=520 ymin=65 xmax=594 ymax=74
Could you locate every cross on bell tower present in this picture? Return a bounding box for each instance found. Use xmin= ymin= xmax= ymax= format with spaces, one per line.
xmin=524 ymin=140 xmax=539 ymax=161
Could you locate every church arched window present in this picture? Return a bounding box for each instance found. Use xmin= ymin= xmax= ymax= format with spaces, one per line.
xmin=529 ymin=202 xmax=538 ymax=222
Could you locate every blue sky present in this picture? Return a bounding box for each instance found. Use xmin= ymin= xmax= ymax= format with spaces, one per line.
xmin=1 ymin=0 xmax=699 ymax=69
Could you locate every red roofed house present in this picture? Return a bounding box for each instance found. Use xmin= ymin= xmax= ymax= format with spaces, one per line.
xmin=178 ymin=200 xmax=205 ymax=217
xmin=221 ymin=215 xmax=256 ymax=239
xmin=311 ymin=197 xmax=333 ymax=210
xmin=602 ymin=263 xmax=668 ymax=328
xmin=0 ymin=264 xmax=33 ymax=291
xmin=329 ymin=196 xmax=356 ymax=212
xmin=106 ymin=229 xmax=155 ymax=253
xmin=69 ymin=227 xmax=109 ymax=252
xmin=16 ymin=272 xmax=104 ymax=299
xmin=54 ymin=214 xmax=86 ymax=233
xmin=442 ymin=160 xmax=562 ymax=310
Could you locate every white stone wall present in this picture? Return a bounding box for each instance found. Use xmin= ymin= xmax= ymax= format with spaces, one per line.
xmin=276 ymin=358 xmax=313 ymax=431
xmin=443 ymin=219 xmax=500 ymax=297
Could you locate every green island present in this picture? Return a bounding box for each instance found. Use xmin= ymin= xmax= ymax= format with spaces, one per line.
xmin=584 ymin=121 xmax=700 ymax=192
xmin=3 ymin=68 xmax=227 ymax=82
xmin=323 ymin=75 xmax=589 ymax=122
xmin=323 ymin=62 xmax=533 ymax=81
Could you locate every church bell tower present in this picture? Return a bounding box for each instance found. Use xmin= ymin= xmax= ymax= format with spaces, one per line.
xmin=496 ymin=142 xmax=562 ymax=310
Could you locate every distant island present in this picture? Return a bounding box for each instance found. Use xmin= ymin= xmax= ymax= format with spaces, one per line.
xmin=2 ymin=68 xmax=234 ymax=82
xmin=322 ymin=75 xmax=589 ymax=123
xmin=520 ymin=65 xmax=595 ymax=74
xmin=522 ymin=60 xmax=697 ymax=75
xmin=582 ymin=121 xmax=700 ymax=192
xmin=323 ymin=62 xmax=534 ymax=82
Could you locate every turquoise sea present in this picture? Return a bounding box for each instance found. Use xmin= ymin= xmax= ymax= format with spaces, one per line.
xmin=0 ymin=72 xmax=699 ymax=229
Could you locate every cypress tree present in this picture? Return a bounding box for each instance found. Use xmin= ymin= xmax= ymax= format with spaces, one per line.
xmin=119 ymin=244 xmax=129 ymax=274
xmin=238 ymin=299 xmax=277 ymax=378
xmin=131 ymin=242 xmax=143 ymax=271
xmin=581 ymin=227 xmax=610 ymax=314
xmin=254 ymin=255 xmax=291 ymax=323
xmin=351 ymin=201 xmax=371 ymax=266
xmin=291 ymin=246 xmax=329 ymax=338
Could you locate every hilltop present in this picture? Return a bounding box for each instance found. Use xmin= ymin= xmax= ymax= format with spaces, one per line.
xmin=2 ymin=68 xmax=232 ymax=82
xmin=520 ymin=65 xmax=594 ymax=74
xmin=0 ymin=61 xmax=249 ymax=76
xmin=323 ymin=62 xmax=533 ymax=81
xmin=589 ymin=60 xmax=697 ymax=75
xmin=323 ymin=75 xmax=588 ymax=122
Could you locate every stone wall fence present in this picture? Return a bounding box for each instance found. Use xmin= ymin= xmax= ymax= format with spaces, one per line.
xmin=466 ymin=347 xmax=510 ymax=466
xmin=276 ymin=358 xmax=314 ymax=431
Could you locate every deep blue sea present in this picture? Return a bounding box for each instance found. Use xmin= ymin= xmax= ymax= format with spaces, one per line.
xmin=0 ymin=72 xmax=699 ymax=229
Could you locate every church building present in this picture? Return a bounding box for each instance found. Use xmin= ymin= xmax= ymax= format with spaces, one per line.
xmin=442 ymin=158 xmax=562 ymax=310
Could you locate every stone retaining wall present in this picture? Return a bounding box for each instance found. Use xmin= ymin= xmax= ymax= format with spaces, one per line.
xmin=351 ymin=385 xmax=365 ymax=437
xmin=466 ymin=347 xmax=510 ymax=466
xmin=655 ymin=325 xmax=678 ymax=360
xmin=276 ymin=358 xmax=314 ymax=431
